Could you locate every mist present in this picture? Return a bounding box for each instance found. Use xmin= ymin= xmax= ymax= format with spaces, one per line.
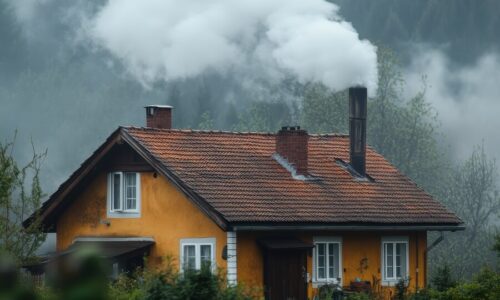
xmin=404 ymin=49 xmax=500 ymax=162
xmin=1 ymin=0 xmax=499 ymax=196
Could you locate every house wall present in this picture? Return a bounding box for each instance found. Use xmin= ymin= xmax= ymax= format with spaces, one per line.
xmin=56 ymin=171 xmax=227 ymax=271
xmin=237 ymin=231 xmax=427 ymax=299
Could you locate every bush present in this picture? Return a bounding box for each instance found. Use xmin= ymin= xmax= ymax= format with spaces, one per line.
xmin=431 ymin=264 xmax=457 ymax=292
xmin=345 ymin=292 xmax=371 ymax=300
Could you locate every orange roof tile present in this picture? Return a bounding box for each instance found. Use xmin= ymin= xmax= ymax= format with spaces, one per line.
xmin=124 ymin=127 xmax=461 ymax=225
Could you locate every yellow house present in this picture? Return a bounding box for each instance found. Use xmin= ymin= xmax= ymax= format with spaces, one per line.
xmin=25 ymin=88 xmax=463 ymax=299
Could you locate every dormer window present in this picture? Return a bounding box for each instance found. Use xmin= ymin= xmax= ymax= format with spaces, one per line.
xmin=107 ymin=172 xmax=141 ymax=217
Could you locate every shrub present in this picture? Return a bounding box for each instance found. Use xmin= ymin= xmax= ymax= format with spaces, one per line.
xmin=431 ymin=264 xmax=456 ymax=292
xmin=345 ymin=292 xmax=371 ymax=300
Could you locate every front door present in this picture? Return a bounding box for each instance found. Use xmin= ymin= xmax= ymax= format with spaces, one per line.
xmin=264 ymin=249 xmax=307 ymax=300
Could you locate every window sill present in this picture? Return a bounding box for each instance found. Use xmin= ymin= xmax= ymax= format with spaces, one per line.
xmin=107 ymin=211 xmax=141 ymax=218
xmin=312 ymin=279 xmax=342 ymax=288
xmin=381 ymin=279 xmax=408 ymax=287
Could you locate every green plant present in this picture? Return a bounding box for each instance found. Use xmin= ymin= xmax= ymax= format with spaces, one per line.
xmin=431 ymin=264 xmax=456 ymax=292
xmin=345 ymin=292 xmax=371 ymax=300
xmin=394 ymin=278 xmax=409 ymax=300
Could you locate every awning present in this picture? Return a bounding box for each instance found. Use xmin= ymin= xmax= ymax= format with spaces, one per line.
xmin=68 ymin=237 xmax=155 ymax=260
xmin=24 ymin=237 xmax=154 ymax=268
xmin=258 ymin=237 xmax=314 ymax=250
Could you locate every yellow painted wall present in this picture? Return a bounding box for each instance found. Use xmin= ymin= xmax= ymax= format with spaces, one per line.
xmin=237 ymin=231 xmax=427 ymax=299
xmin=56 ymin=172 xmax=227 ymax=270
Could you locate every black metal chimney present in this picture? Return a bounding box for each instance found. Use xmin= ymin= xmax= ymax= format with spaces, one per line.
xmin=349 ymin=87 xmax=367 ymax=176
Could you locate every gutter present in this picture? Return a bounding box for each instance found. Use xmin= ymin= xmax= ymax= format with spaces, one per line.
xmin=231 ymin=224 xmax=465 ymax=232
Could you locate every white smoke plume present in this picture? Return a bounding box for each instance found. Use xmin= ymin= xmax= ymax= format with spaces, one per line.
xmin=84 ymin=0 xmax=378 ymax=94
xmin=404 ymin=49 xmax=500 ymax=161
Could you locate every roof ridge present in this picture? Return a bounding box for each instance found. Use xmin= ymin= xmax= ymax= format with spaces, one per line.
xmin=122 ymin=126 xmax=348 ymax=137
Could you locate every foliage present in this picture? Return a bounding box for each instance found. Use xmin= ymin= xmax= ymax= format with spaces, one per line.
xmin=494 ymin=233 xmax=500 ymax=257
xmin=0 ymin=134 xmax=46 ymax=265
xmin=430 ymin=144 xmax=500 ymax=278
xmin=1 ymin=250 xmax=257 ymax=300
xmin=234 ymin=100 xmax=296 ymax=132
xmin=345 ymin=292 xmax=371 ymax=300
xmin=301 ymin=83 xmax=347 ymax=134
xmin=394 ymin=278 xmax=410 ymax=300
xmin=317 ymin=283 xmax=341 ymax=300
xmin=431 ymin=264 xmax=456 ymax=292
xmin=198 ymin=111 xmax=215 ymax=130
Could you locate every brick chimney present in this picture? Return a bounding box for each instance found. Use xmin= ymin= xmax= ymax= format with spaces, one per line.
xmin=276 ymin=126 xmax=309 ymax=175
xmin=349 ymin=87 xmax=367 ymax=176
xmin=145 ymin=105 xmax=172 ymax=129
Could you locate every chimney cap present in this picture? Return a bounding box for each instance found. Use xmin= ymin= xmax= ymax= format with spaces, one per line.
xmin=144 ymin=105 xmax=173 ymax=109
xmin=280 ymin=126 xmax=302 ymax=131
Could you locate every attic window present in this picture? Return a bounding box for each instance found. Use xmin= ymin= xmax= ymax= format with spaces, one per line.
xmin=107 ymin=172 xmax=141 ymax=218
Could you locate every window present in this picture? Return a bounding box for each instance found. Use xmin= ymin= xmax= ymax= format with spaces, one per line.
xmin=313 ymin=237 xmax=342 ymax=284
xmin=180 ymin=238 xmax=216 ymax=272
xmin=382 ymin=237 xmax=409 ymax=284
xmin=107 ymin=172 xmax=140 ymax=217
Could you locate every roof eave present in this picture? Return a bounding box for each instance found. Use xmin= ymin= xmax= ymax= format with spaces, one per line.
xmin=230 ymin=223 xmax=465 ymax=232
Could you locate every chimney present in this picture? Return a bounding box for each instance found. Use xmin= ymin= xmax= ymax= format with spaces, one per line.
xmin=276 ymin=126 xmax=309 ymax=175
xmin=145 ymin=105 xmax=172 ymax=129
xmin=349 ymin=87 xmax=367 ymax=176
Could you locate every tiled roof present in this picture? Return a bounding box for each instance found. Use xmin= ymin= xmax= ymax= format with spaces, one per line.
xmin=124 ymin=127 xmax=461 ymax=225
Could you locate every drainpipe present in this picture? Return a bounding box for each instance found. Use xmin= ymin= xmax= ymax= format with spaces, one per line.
xmin=426 ymin=232 xmax=444 ymax=253
xmin=423 ymin=232 xmax=445 ymax=286
xmin=416 ymin=233 xmax=419 ymax=290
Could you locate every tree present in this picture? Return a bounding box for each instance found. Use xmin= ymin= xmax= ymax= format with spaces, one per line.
xmin=430 ymin=145 xmax=500 ymax=278
xmin=301 ymin=83 xmax=347 ymax=134
xmin=0 ymin=134 xmax=46 ymax=264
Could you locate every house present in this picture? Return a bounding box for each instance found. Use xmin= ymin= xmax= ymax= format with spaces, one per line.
xmin=25 ymin=87 xmax=463 ymax=299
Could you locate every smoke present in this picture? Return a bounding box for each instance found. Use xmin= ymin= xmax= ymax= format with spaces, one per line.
xmin=84 ymin=0 xmax=378 ymax=94
xmin=404 ymin=48 xmax=500 ymax=162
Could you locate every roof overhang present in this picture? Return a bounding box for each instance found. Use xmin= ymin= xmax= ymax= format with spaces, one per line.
xmin=231 ymin=223 xmax=465 ymax=232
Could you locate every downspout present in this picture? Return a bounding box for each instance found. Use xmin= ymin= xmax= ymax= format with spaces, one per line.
xmin=415 ymin=232 xmax=419 ymax=290
xmin=424 ymin=232 xmax=445 ymax=286
xmin=426 ymin=232 xmax=444 ymax=253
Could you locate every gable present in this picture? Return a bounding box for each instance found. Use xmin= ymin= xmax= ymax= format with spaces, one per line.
xmin=26 ymin=128 xmax=228 ymax=232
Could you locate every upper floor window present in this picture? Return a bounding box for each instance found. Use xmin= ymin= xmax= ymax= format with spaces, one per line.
xmin=313 ymin=237 xmax=342 ymax=284
xmin=381 ymin=237 xmax=409 ymax=285
xmin=180 ymin=238 xmax=215 ymax=272
xmin=107 ymin=172 xmax=140 ymax=217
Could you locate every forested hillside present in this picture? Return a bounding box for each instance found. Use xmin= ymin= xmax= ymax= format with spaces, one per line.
xmin=335 ymin=0 xmax=500 ymax=63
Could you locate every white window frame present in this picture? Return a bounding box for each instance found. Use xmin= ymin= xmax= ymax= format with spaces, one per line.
xmin=312 ymin=237 xmax=342 ymax=286
xmin=107 ymin=172 xmax=141 ymax=218
xmin=381 ymin=236 xmax=409 ymax=286
xmin=180 ymin=238 xmax=216 ymax=273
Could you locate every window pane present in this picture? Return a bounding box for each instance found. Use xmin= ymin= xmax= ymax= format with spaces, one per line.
xmin=183 ymin=245 xmax=196 ymax=270
xmin=317 ymin=243 xmax=326 ymax=279
xmin=331 ymin=243 xmax=340 ymax=279
xmin=385 ymin=243 xmax=394 ymax=279
xmin=113 ymin=173 xmax=121 ymax=210
xmin=124 ymin=173 xmax=136 ymax=210
xmin=200 ymin=245 xmax=212 ymax=268
xmin=396 ymin=243 xmax=407 ymax=278
xmin=328 ymin=244 xmax=334 ymax=278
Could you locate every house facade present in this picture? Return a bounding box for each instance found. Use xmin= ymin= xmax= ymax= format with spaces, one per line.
xmin=26 ymin=88 xmax=463 ymax=299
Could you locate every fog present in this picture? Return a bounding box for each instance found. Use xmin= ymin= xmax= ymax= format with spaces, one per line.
xmin=1 ymin=0 xmax=499 ymax=196
xmin=404 ymin=49 xmax=500 ymax=161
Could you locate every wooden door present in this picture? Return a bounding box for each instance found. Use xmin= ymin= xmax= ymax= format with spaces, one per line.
xmin=264 ymin=249 xmax=307 ymax=300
